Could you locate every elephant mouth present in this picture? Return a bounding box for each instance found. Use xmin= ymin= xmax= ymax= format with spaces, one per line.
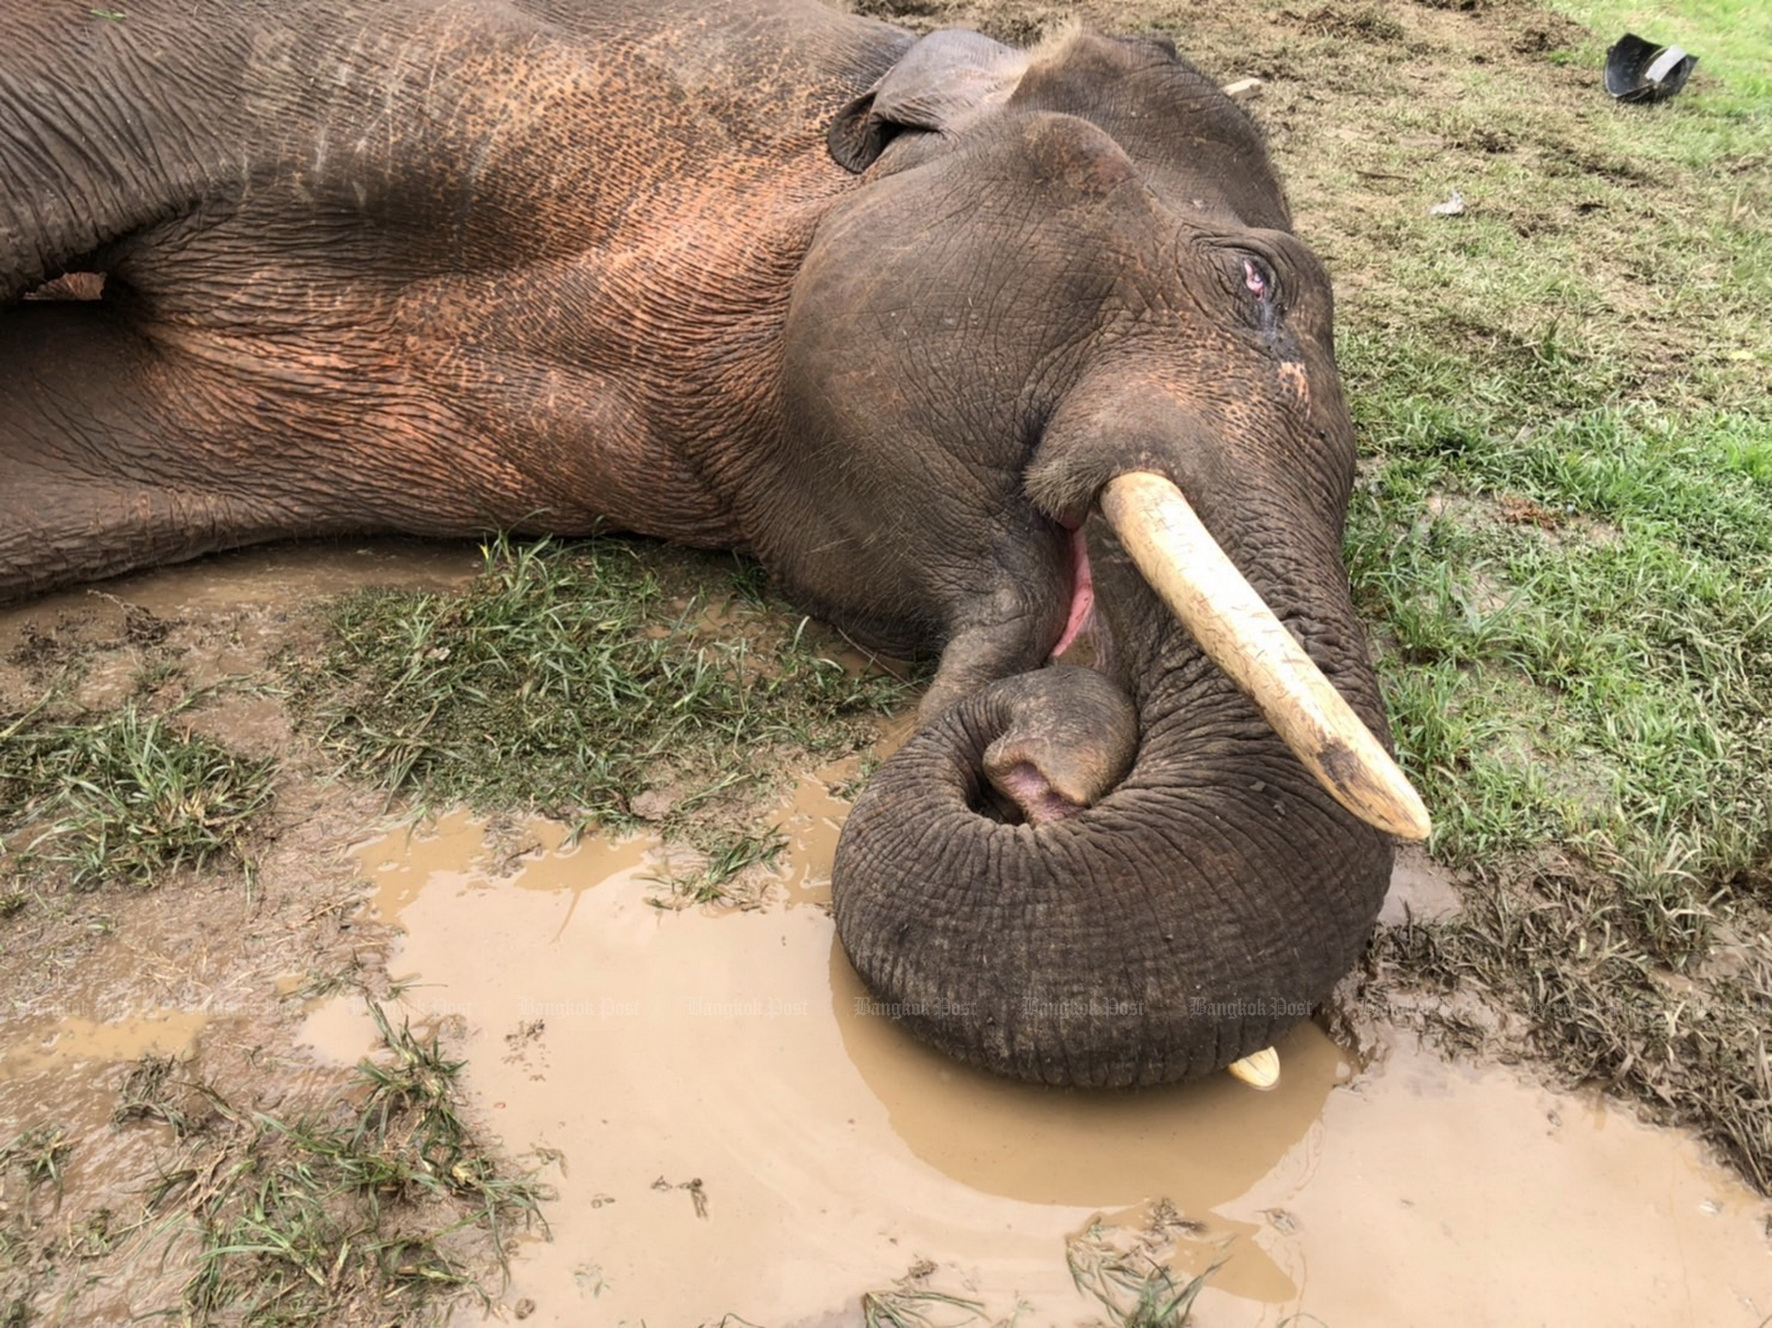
xmin=1018 ymin=472 xmax=1430 ymax=844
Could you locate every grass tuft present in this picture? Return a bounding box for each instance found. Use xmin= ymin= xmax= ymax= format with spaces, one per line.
xmin=646 ymin=827 xmax=789 ymax=909
xmin=0 ymin=1125 xmax=73 ymax=1197
xmin=1065 ymin=1213 xmax=1218 ymax=1328
xmin=0 ymin=700 xmax=275 ymax=892
xmin=153 ymin=999 xmax=546 ymax=1325
xmin=285 ymin=537 xmax=912 ymax=834
xmin=860 ymin=1288 xmax=989 ymax=1328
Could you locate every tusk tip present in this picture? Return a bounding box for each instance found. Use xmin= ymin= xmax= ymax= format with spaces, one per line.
xmin=1315 ymin=739 xmax=1433 ymax=841
xmin=1396 ymin=807 xmax=1434 ymax=843
xmin=1227 ymin=1046 xmax=1280 ymax=1090
xmin=1367 ymin=790 xmax=1433 ymax=843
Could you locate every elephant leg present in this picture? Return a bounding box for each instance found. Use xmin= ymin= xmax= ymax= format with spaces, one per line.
xmin=0 ymin=299 xmax=382 ymax=600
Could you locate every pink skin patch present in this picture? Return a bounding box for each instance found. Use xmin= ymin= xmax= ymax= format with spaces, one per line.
xmin=993 ymin=762 xmax=1086 ymax=825
xmin=1051 ymin=525 xmax=1095 ymax=659
xmin=1244 ymin=258 xmax=1267 ymax=297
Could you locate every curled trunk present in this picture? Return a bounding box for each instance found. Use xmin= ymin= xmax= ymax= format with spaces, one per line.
xmin=831 ymin=533 xmax=1394 ymax=1086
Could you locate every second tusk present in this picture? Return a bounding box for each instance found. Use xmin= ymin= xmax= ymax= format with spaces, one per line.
xmin=1227 ymin=1046 xmax=1281 ymax=1089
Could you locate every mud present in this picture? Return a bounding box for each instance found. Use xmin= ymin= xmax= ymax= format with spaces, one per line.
xmin=336 ymin=800 xmax=1772 ymax=1327
xmin=0 ymin=538 xmax=481 ymax=729
xmin=0 ymin=543 xmax=486 ymax=1324
xmin=6 ymin=545 xmax=1769 ymax=1325
xmin=1377 ymin=843 xmax=1463 ymax=925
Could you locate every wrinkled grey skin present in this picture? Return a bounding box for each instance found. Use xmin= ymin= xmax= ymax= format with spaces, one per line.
xmin=0 ymin=0 xmax=1394 ymax=1086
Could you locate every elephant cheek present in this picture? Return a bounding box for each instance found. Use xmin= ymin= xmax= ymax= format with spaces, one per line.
xmin=1277 ymin=361 xmax=1309 ymax=408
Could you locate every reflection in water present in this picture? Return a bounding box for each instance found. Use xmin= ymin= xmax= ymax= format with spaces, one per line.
xmin=831 ymin=950 xmax=1344 ymax=1210
xmin=828 ymin=940 xmax=1347 ymax=1301
xmin=348 ymin=800 xmax=1772 ymax=1328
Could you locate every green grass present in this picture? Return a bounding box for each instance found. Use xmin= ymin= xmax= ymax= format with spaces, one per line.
xmin=1295 ymin=0 xmax=1772 ymax=1190
xmin=284 ymin=537 xmax=912 ymax=837
xmin=1548 ymin=0 xmax=1772 ymax=103
xmin=646 ymin=826 xmax=790 ymax=908
xmin=0 ymin=699 xmax=276 ymax=893
xmin=1345 ymin=400 xmax=1772 ymax=898
xmin=153 ymin=999 xmax=545 ymax=1325
xmin=1313 ymin=0 xmax=1772 ymax=971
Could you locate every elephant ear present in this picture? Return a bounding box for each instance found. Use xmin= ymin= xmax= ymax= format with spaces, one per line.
xmin=829 ymin=29 xmax=1025 ymax=173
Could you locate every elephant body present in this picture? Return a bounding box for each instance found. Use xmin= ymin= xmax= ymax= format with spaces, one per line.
xmin=1 ymin=0 xmax=905 ymax=579
xmin=0 ymin=0 xmax=1406 ymax=1085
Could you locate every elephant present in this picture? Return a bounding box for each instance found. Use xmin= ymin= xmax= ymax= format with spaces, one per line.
xmin=0 ymin=0 xmax=1428 ymax=1088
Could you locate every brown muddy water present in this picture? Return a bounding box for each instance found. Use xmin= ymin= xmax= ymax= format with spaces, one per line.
xmin=3 ymin=544 xmax=1769 ymax=1325
xmin=336 ymin=796 xmax=1772 ymax=1327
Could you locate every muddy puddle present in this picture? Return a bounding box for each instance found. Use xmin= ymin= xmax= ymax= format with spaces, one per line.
xmin=5 ymin=541 xmax=1769 ymax=1324
xmin=333 ymin=791 xmax=1772 ymax=1327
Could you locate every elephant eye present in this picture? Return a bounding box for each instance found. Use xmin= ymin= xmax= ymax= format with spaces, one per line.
xmin=1242 ymin=256 xmax=1274 ymax=302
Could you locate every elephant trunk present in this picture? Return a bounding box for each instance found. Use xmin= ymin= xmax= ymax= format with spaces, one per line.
xmin=830 ymin=523 xmax=1400 ymax=1087
xmin=1100 ymin=472 xmax=1429 ymax=842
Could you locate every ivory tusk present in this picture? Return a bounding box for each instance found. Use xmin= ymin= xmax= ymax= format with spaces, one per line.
xmin=1227 ymin=1046 xmax=1281 ymax=1089
xmin=1099 ymin=471 xmax=1432 ymax=841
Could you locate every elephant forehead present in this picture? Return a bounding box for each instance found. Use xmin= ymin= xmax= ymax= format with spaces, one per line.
xmin=947 ymin=116 xmax=1288 ymax=256
xmin=995 ymin=111 xmax=1147 ymax=198
xmin=1009 ymin=31 xmax=1291 ymax=231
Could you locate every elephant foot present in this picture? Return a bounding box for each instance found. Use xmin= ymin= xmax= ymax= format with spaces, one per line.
xmin=980 ymin=666 xmax=1137 ymax=825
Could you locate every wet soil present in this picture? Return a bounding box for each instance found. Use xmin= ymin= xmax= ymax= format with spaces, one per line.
xmin=0 ymin=543 xmax=485 ymax=1324
xmin=3 ymin=544 xmax=1768 ymax=1324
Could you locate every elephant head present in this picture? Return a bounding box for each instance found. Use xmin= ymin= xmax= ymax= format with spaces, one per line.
xmin=754 ymin=28 xmax=1429 ymax=1087
xmin=0 ymin=2 xmax=1420 ymax=1089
